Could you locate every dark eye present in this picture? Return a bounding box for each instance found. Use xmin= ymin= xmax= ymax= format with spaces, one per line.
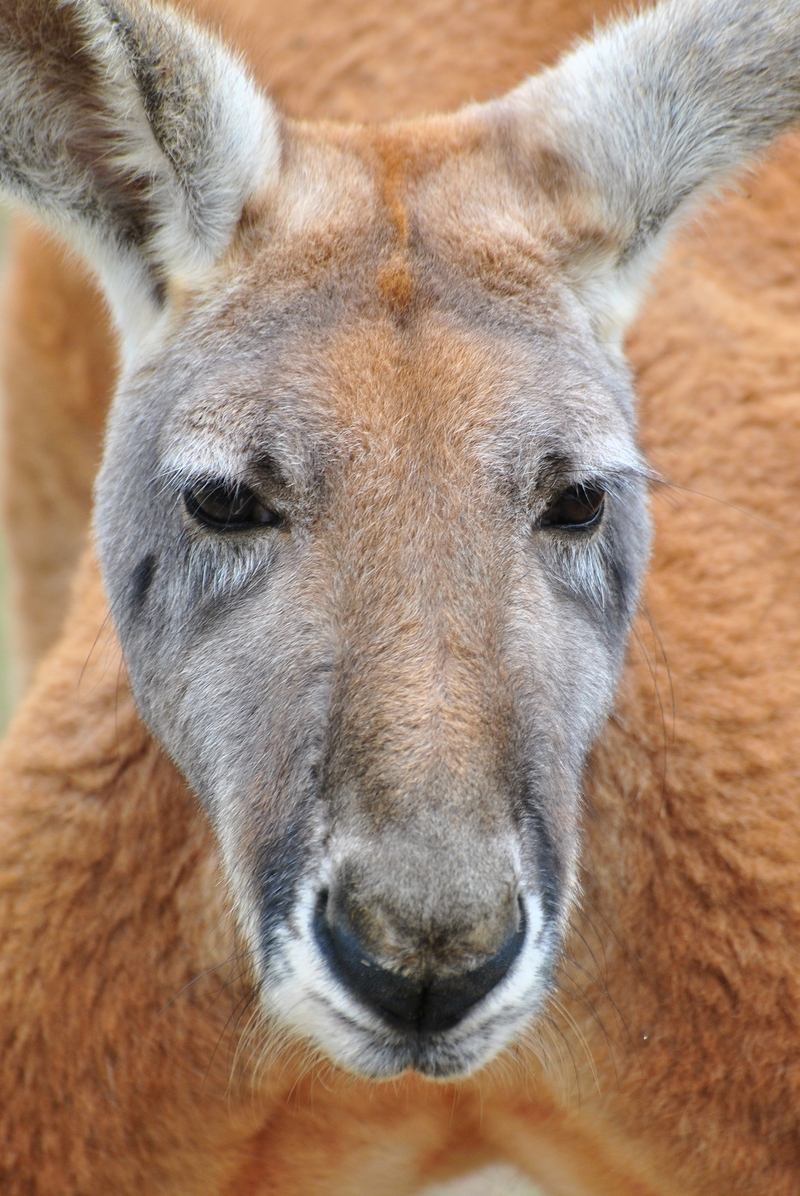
xmin=539 ymin=484 xmax=605 ymax=530
xmin=184 ymin=479 xmax=282 ymax=531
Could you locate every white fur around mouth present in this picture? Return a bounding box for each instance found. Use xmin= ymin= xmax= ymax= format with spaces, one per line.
xmin=259 ymin=885 xmax=553 ymax=1079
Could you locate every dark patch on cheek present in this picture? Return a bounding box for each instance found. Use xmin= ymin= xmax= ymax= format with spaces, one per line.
xmin=608 ymin=553 xmax=634 ymax=618
xmin=256 ymin=814 xmax=314 ymax=962
xmin=129 ymin=552 xmax=157 ymax=610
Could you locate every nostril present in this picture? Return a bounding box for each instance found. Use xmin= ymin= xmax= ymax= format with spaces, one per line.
xmin=314 ymin=891 xmax=425 ymax=1025
xmin=313 ymin=891 xmax=527 ymax=1034
xmin=421 ymin=901 xmax=526 ymax=1032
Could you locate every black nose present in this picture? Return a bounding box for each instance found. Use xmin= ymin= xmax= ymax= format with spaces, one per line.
xmin=313 ymin=892 xmax=526 ymax=1034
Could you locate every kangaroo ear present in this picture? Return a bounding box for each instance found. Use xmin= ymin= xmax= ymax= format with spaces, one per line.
xmin=490 ymin=0 xmax=800 ymax=344
xmin=0 ymin=0 xmax=279 ymax=349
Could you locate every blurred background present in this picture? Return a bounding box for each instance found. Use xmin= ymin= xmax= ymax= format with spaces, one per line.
xmin=0 ymin=206 xmax=14 ymax=732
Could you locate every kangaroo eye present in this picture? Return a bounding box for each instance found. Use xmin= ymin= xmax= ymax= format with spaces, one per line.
xmin=540 ymin=484 xmax=605 ymax=530
xmin=184 ymin=480 xmax=282 ymax=531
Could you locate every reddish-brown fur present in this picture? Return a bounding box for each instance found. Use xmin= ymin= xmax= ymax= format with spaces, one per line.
xmin=2 ymin=1 xmax=800 ymax=1192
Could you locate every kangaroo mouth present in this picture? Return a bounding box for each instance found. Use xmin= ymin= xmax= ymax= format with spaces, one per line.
xmin=259 ymin=883 xmax=555 ymax=1080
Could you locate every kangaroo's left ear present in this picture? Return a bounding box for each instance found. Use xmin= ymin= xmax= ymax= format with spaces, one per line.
xmin=487 ymin=0 xmax=800 ymax=345
xmin=0 ymin=0 xmax=279 ymax=350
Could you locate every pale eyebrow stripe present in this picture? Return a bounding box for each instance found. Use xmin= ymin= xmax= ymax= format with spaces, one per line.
xmin=532 ymin=450 xmax=652 ymax=492
xmin=153 ymin=443 xmax=304 ymax=505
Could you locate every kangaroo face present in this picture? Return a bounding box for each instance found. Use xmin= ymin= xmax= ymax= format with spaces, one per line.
xmin=96 ymin=122 xmax=649 ymax=1077
xmin=6 ymin=0 xmax=796 ymax=1081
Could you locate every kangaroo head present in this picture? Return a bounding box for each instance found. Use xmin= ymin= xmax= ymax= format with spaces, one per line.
xmin=3 ymin=0 xmax=799 ymax=1077
xmin=98 ymin=115 xmax=651 ymax=1075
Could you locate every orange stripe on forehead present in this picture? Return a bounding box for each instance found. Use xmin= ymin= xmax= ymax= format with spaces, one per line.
xmin=372 ymin=131 xmax=416 ymax=311
xmin=365 ymin=113 xmax=502 ymax=313
xmin=375 ymin=133 xmax=412 ymax=246
xmin=377 ymin=251 xmax=415 ymax=311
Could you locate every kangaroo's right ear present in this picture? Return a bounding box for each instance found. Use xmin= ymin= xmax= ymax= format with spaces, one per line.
xmin=0 ymin=0 xmax=279 ymax=350
xmin=488 ymin=0 xmax=800 ymax=348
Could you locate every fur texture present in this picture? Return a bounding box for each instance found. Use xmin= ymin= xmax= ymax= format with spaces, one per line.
xmin=0 ymin=0 xmax=279 ymax=350
xmin=1 ymin=0 xmax=800 ymax=1192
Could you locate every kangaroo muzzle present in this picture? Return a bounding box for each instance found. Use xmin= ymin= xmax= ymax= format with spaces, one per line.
xmin=315 ymin=830 xmax=525 ymax=1032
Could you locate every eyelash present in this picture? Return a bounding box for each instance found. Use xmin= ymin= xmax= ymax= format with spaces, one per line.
xmin=184 ymin=479 xmax=283 ymax=532
xmin=537 ymin=483 xmax=606 ymax=531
